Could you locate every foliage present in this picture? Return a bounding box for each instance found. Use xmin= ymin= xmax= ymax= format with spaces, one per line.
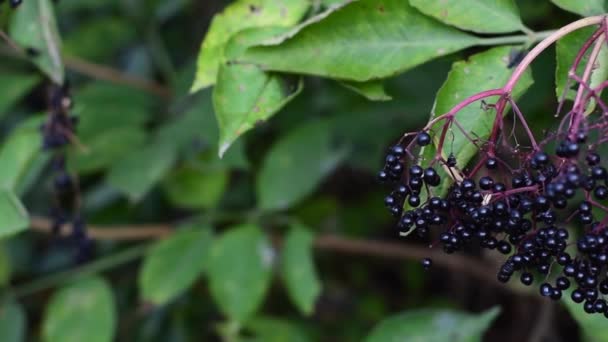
xmin=0 ymin=0 xmax=605 ymax=341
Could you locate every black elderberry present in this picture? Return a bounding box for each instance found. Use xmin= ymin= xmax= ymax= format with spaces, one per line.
xmin=421 ymin=258 xmax=432 ymax=269
xmin=572 ymin=289 xmax=585 ymax=303
xmin=409 ymin=165 xmax=423 ymax=178
xmin=591 ymin=166 xmax=607 ymax=180
xmin=584 ymin=301 xmax=596 ymax=314
xmin=576 ymin=131 xmax=587 ymax=143
xmin=586 ymin=152 xmax=601 ymax=166
xmin=391 ymin=145 xmax=405 ymax=156
xmin=485 ymin=157 xmax=498 ymax=169
xmin=479 ymin=176 xmax=494 ymax=190
xmin=556 ymin=277 xmax=570 ymax=290
xmin=423 ymin=167 xmax=440 ymax=186
xmin=416 ymin=132 xmax=431 ymax=146
xmin=446 ymin=153 xmax=457 ymax=167
xmin=594 ymin=186 xmax=608 ymax=200
xmin=377 ymin=171 xmax=389 ymax=182
xmin=408 ymin=195 xmax=420 ymax=208
xmin=520 ymin=272 xmax=533 ymax=286
xmin=540 ymin=283 xmax=553 ymax=297
xmin=497 ymin=241 xmax=512 ymax=254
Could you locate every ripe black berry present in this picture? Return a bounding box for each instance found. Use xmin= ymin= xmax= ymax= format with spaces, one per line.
xmin=421 ymin=258 xmax=432 ymax=269
xmin=416 ymin=132 xmax=431 ymax=146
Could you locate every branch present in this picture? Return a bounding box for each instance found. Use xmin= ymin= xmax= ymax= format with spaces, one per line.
xmin=29 ymin=217 xmax=529 ymax=295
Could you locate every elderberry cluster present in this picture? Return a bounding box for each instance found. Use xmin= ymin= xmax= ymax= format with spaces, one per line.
xmin=380 ymin=129 xmax=608 ymax=317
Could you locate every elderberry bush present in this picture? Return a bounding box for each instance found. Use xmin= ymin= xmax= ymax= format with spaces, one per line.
xmin=380 ymin=24 xmax=608 ymax=318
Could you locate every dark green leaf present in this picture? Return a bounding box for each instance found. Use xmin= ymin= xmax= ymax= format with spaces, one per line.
xmin=162 ymin=165 xmax=229 ymax=209
xmin=551 ymin=0 xmax=606 ymax=16
xmin=365 ymin=307 xmax=500 ymax=342
xmin=282 ymin=224 xmax=321 ymax=315
xmin=339 ymin=80 xmax=392 ymax=101
xmin=0 ymin=300 xmax=25 ymax=342
xmin=424 ymin=46 xmax=534 ymax=198
xmin=240 ymin=0 xmax=478 ymax=82
xmin=0 ymin=245 xmax=11 ymax=287
xmin=43 ymin=277 xmax=116 ymax=342
xmin=191 ymin=0 xmax=310 ymax=91
xmin=556 ymin=27 xmax=608 ymax=102
xmin=247 ymin=317 xmax=311 ymax=342
xmin=10 ymin=0 xmax=64 ymax=84
xmin=409 ymin=0 xmax=525 ymax=34
xmin=0 ymin=129 xmax=41 ymax=191
xmin=107 ymin=142 xmax=177 ymax=202
xmin=63 ymin=17 xmax=135 ymax=62
xmin=208 ymin=224 xmax=273 ymax=323
xmin=213 ymin=63 xmax=303 ymax=156
xmin=257 ymin=120 xmax=343 ymax=210
xmin=0 ymin=190 xmax=29 ymax=239
xmin=0 ymin=72 xmax=40 ymax=119
xmin=139 ymin=227 xmax=213 ymax=305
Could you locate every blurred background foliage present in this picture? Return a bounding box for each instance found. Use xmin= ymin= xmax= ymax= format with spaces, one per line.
xmin=0 ymin=0 xmax=606 ymax=341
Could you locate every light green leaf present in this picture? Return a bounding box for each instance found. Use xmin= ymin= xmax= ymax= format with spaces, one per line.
xmin=339 ymin=80 xmax=392 ymax=101
xmin=556 ymin=27 xmax=608 ymax=102
xmin=564 ymin=291 xmax=608 ymax=342
xmin=365 ymin=307 xmax=500 ymax=342
xmin=424 ymin=46 xmax=533 ymax=198
xmin=107 ymin=142 xmax=177 ymax=202
xmin=0 ymin=129 xmax=41 ymax=191
xmin=282 ymin=224 xmax=321 ymax=315
xmin=208 ymin=224 xmax=273 ymax=323
xmin=68 ymin=127 xmax=146 ymax=174
xmin=409 ymin=0 xmax=525 ymax=34
xmin=213 ymin=63 xmax=303 ymax=156
xmin=43 ymin=277 xmax=116 ymax=342
xmin=139 ymin=227 xmax=213 ymax=305
xmin=247 ymin=317 xmax=311 ymax=342
xmin=0 ymin=190 xmax=29 ymax=239
xmin=0 ymin=72 xmax=40 ymax=119
xmin=257 ymin=120 xmax=343 ymax=210
xmin=0 ymin=300 xmax=26 ymax=342
xmin=191 ymin=0 xmax=310 ymax=91
xmin=10 ymin=0 xmax=64 ymax=84
xmin=162 ymin=165 xmax=229 ymax=209
xmin=240 ymin=0 xmax=478 ymax=82
xmin=551 ymin=0 xmax=606 ymax=16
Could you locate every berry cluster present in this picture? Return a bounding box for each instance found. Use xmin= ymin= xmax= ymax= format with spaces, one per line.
xmin=43 ymin=84 xmax=91 ymax=263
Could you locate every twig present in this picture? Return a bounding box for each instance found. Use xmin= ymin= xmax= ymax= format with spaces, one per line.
xmin=28 ymin=216 xmax=531 ymax=295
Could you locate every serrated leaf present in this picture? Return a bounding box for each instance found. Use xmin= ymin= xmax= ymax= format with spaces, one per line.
xmin=339 ymin=80 xmax=392 ymax=101
xmin=564 ymin=291 xmax=608 ymax=342
xmin=0 ymin=72 xmax=40 ymax=119
xmin=247 ymin=317 xmax=311 ymax=342
xmin=257 ymin=120 xmax=343 ymax=210
xmin=139 ymin=227 xmax=213 ymax=305
xmin=0 ymin=190 xmax=29 ymax=239
xmin=282 ymin=224 xmax=321 ymax=315
xmin=42 ymin=277 xmax=116 ymax=342
xmin=10 ymin=0 xmax=64 ymax=84
xmin=551 ymin=0 xmax=606 ymax=16
xmin=191 ymin=0 xmax=310 ymax=91
xmin=107 ymin=142 xmax=177 ymax=202
xmin=213 ymin=63 xmax=303 ymax=156
xmin=423 ymin=46 xmax=533 ymax=198
xmin=240 ymin=0 xmax=478 ymax=82
xmin=162 ymin=165 xmax=229 ymax=209
xmin=365 ymin=307 xmax=500 ymax=342
xmin=0 ymin=300 xmax=25 ymax=342
xmin=409 ymin=0 xmax=525 ymax=34
xmin=208 ymin=224 xmax=273 ymax=323
xmin=0 ymin=129 xmax=41 ymax=191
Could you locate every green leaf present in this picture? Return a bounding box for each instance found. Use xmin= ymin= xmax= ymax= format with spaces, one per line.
xmin=0 ymin=244 xmax=11 ymax=287
xmin=10 ymin=0 xmax=64 ymax=84
xmin=213 ymin=63 xmax=303 ymax=156
xmin=365 ymin=307 xmax=500 ymax=342
xmin=339 ymin=80 xmax=392 ymax=101
xmin=0 ymin=190 xmax=29 ymax=239
xmin=208 ymin=224 xmax=273 ymax=323
xmin=247 ymin=317 xmax=311 ymax=342
xmin=424 ymin=46 xmax=533 ymax=198
xmin=0 ymin=129 xmax=41 ymax=191
xmin=282 ymin=224 xmax=321 ymax=315
xmin=556 ymin=27 xmax=608 ymax=102
xmin=191 ymin=0 xmax=310 ymax=91
xmin=240 ymin=0 xmax=478 ymax=82
xmin=0 ymin=300 xmax=26 ymax=342
xmin=257 ymin=120 xmax=343 ymax=210
xmin=107 ymin=142 xmax=177 ymax=202
xmin=162 ymin=165 xmax=229 ymax=209
xmin=0 ymin=72 xmax=40 ymax=119
xmin=68 ymin=127 xmax=146 ymax=174
xmin=139 ymin=227 xmax=213 ymax=305
xmin=42 ymin=277 xmax=116 ymax=342
xmin=63 ymin=17 xmax=135 ymax=62
xmin=564 ymin=291 xmax=608 ymax=342
xmin=551 ymin=0 xmax=606 ymax=16
xmin=409 ymin=0 xmax=525 ymax=34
